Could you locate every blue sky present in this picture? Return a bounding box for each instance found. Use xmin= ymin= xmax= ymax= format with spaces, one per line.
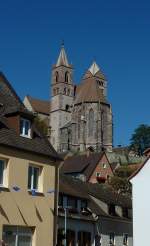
xmin=0 ymin=0 xmax=150 ymax=146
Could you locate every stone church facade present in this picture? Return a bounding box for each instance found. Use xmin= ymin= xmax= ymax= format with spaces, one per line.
xmin=50 ymin=45 xmax=113 ymax=153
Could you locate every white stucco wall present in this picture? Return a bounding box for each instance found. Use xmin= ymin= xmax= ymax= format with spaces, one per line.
xmin=99 ymin=217 xmax=133 ymax=246
xmin=131 ymin=158 xmax=150 ymax=246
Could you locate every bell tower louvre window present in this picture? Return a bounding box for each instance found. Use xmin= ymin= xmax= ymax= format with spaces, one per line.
xmin=65 ymin=71 xmax=69 ymax=83
xmin=55 ymin=71 xmax=59 ymax=83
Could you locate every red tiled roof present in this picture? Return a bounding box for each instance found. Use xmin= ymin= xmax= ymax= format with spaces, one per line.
xmin=143 ymin=147 xmax=150 ymax=156
xmin=61 ymin=152 xmax=103 ymax=181
xmin=27 ymin=95 xmax=50 ymax=115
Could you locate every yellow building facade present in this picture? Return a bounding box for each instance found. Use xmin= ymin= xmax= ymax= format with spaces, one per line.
xmin=0 ymin=146 xmax=57 ymax=246
xmin=0 ymin=72 xmax=61 ymax=246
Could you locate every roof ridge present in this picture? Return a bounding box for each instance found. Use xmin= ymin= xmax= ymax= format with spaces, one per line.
xmin=27 ymin=95 xmax=49 ymax=103
xmin=0 ymin=72 xmax=24 ymax=107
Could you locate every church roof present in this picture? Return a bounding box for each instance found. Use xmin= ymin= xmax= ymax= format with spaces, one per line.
xmin=82 ymin=61 xmax=106 ymax=80
xmin=74 ymin=62 xmax=107 ymax=105
xmin=56 ymin=44 xmax=69 ymax=67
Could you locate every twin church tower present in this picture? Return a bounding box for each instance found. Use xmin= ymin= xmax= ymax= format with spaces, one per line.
xmin=49 ymin=45 xmax=113 ymax=153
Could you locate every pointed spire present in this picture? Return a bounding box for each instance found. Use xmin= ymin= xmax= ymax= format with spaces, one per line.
xmin=88 ymin=61 xmax=100 ymax=76
xmin=56 ymin=43 xmax=69 ymax=67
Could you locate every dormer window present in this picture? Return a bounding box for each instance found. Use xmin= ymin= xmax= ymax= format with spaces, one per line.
xmin=20 ymin=118 xmax=31 ymax=138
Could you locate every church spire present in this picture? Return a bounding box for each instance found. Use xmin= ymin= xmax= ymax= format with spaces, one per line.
xmin=88 ymin=61 xmax=100 ymax=76
xmin=56 ymin=43 xmax=69 ymax=67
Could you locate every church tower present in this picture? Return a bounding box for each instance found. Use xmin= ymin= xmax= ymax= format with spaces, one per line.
xmin=49 ymin=44 xmax=74 ymax=151
xmin=71 ymin=61 xmax=113 ymax=152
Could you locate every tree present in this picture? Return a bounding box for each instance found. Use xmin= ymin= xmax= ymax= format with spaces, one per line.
xmin=109 ymin=176 xmax=132 ymax=195
xmin=34 ymin=116 xmax=48 ymax=136
xmin=130 ymin=124 xmax=150 ymax=155
xmin=114 ymin=165 xmax=137 ymax=178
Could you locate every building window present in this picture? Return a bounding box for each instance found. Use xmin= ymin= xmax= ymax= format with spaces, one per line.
xmin=59 ymin=194 xmax=63 ymax=208
xmin=96 ymin=172 xmax=101 ymax=177
xmin=67 ymin=88 xmax=70 ymax=96
xmin=78 ymin=110 xmax=81 ymax=139
xmin=97 ymin=80 xmax=104 ymax=87
xmin=122 ymin=207 xmax=129 ymax=218
xmin=95 ymin=235 xmax=102 ymax=246
xmin=103 ymin=163 xmax=107 ymax=168
xmin=28 ymin=165 xmax=41 ymax=191
xmin=65 ymin=104 xmax=69 ymax=111
xmin=67 ymin=196 xmax=77 ymax=209
xmin=109 ymin=205 xmax=116 ymax=216
xmin=78 ymin=231 xmax=91 ymax=246
xmin=3 ymin=226 xmax=33 ymax=246
xmin=123 ymin=234 xmax=128 ymax=245
xmin=88 ymin=109 xmax=94 ymax=137
xmin=65 ymin=71 xmax=69 ymax=83
xmin=109 ymin=232 xmax=115 ymax=245
xmin=57 ymin=229 xmax=75 ymax=246
xmin=55 ymin=71 xmax=59 ymax=82
xmin=20 ymin=118 xmax=31 ymax=138
xmin=64 ymin=87 xmax=66 ymax=95
xmin=0 ymin=159 xmax=7 ymax=187
xmin=81 ymin=200 xmax=87 ymax=209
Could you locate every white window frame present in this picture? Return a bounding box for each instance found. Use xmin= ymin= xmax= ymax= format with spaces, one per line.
xmin=0 ymin=159 xmax=8 ymax=187
xmin=109 ymin=232 xmax=115 ymax=245
xmin=123 ymin=233 xmax=128 ymax=245
xmin=3 ymin=225 xmax=33 ymax=246
xmin=103 ymin=163 xmax=107 ymax=168
xmin=20 ymin=118 xmax=31 ymax=138
xmin=96 ymin=172 xmax=101 ymax=177
xmin=28 ymin=165 xmax=41 ymax=192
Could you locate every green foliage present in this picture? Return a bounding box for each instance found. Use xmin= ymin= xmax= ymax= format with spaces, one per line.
xmin=34 ymin=116 xmax=48 ymax=136
xmin=114 ymin=165 xmax=137 ymax=178
xmin=130 ymin=124 xmax=150 ymax=155
xmin=109 ymin=176 xmax=132 ymax=195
